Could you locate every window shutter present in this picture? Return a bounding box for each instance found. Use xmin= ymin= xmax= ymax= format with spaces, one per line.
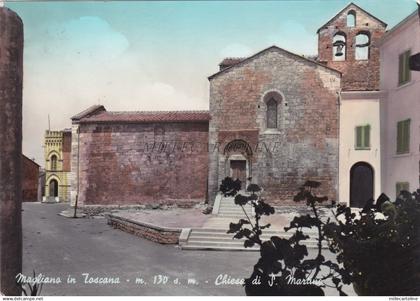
xmin=399 ymin=51 xmax=412 ymax=85
xmin=405 ymin=51 xmax=411 ymax=83
xmin=397 ymin=119 xmax=411 ymax=154
xmin=364 ymin=125 xmax=370 ymax=148
xmin=356 ymin=126 xmax=362 ymax=148
xmin=404 ymin=119 xmax=411 ymax=153
xmin=397 ymin=121 xmax=402 ymax=153
xmin=399 ymin=53 xmax=404 ymax=84
xmin=396 ymin=182 xmax=410 ymax=197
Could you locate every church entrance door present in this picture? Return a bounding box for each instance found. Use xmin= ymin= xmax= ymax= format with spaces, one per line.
xmin=230 ymin=160 xmax=247 ymax=189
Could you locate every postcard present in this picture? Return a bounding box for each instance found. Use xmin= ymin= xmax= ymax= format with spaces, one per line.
xmin=0 ymin=0 xmax=419 ymax=298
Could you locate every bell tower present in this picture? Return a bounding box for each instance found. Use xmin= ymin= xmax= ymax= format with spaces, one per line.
xmin=317 ymin=3 xmax=387 ymax=91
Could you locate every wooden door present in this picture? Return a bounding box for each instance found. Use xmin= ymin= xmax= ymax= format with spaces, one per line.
xmin=230 ymin=160 xmax=247 ymax=188
xmin=350 ymin=162 xmax=374 ymax=208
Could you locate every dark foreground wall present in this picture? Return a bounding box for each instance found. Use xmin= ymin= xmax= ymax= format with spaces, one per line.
xmin=76 ymin=122 xmax=209 ymax=206
xmin=0 ymin=7 xmax=23 ymax=296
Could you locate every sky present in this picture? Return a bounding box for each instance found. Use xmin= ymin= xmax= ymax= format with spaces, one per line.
xmin=4 ymin=0 xmax=418 ymax=166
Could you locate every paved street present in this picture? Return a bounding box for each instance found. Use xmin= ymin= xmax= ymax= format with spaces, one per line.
xmin=22 ymin=202 xmax=354 ymax=296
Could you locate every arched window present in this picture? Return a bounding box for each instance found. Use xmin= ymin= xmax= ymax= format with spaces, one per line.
xmin=263 ymin=91 xmax=282 ymax=130
xmin=347 ymin=11 xmax=356 ymax=27
xmin=355 ymin=33 xmax=370 ymax=60
xmin=50 ymin=155 xmax=57 ymax=170
xmin=333 ymin=32 xmax=346 ymax=61
xmin=266 ymin=98 xmax=278 ymax=129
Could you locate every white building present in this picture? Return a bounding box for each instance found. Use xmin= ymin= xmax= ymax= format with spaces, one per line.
xmin=380 ymin=11 xmax=420 ymax=198
xmin=339 ymin=91 xmax=383 ymax=207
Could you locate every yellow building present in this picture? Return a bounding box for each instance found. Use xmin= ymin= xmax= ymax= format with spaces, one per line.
xmin=43 ymin=129 xmax=72 ymax=202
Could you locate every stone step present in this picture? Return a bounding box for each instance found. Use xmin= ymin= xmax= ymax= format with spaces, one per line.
xmin=219 ymin=204 xmax=253 ymax=208
xmin=189 ymin=233 xmax=292 ymax=239
xmin=181 ymin=244 xmax=260 ymax=252
xmin=216 ymin=213 xmax=254 ymax=217
xmin=190 ymin=228 xmax=318 ymax=235
xmin=186 ymin=239 xmax=322 ymax=247
xmin=182 ymin=240 xmax=326 ymax=251
xmin=218 ymin=207 xmax=252 ymax=210
xmin=217 ymin=208 xmax=253 ymax=213
xmin=188 ymin=236 xmax=294 ymax=242
xmin=218 ymin=205 xmax=253 ymax=209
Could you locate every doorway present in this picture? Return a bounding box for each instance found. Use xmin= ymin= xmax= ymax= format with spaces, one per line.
xmin=350 ymin=162 xmax=374 ymax=208
xmin=49 ymin=179 xmax=58 ymax=197
xmin=230 ymin=160 xmax=247 ymax=189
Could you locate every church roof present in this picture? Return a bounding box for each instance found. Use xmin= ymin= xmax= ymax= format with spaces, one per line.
xmin=71 ymin=105 xmax=106 ymax=121
xmin=316 ymin=2 xmax=387 ymax=34
xmin=208 ymin=45 xmax=341 ymax=80
xmin=76 ymin=109 xmax=210 ymax=124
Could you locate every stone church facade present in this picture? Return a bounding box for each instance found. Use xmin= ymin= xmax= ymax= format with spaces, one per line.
xmin=70 ymin=3 xmax=391 ymax=208
xmin=207 ymin=47 xmax=341 ymax=204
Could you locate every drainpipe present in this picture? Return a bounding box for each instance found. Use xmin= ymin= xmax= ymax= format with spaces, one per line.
xmin=73 ymin=126 xmax=80 ymax=218
xmin=337 ymin=88 xmax=342 ymax=205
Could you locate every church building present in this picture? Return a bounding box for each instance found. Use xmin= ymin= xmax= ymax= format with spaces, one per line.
xmin=70 ymin=3 xmax=389 ymax=208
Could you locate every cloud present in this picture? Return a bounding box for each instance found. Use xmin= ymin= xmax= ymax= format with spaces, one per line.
xmin=28 ymin=16 xmax=130 ymax=63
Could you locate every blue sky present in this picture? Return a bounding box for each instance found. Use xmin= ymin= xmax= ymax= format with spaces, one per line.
xmin=5 ymin=0 xmax=418 ymax=164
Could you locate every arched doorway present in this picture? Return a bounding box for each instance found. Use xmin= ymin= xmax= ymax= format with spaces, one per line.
xmin=224 ymin=139 xmax=253 ymax=189
xmin=49 ymin=179 xmax=58 ymax=197
xmin=350 ymin=162 xmax=374 ymax=208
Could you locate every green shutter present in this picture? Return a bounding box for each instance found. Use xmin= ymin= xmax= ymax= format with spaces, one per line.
xmin=364 ymin=125 xmax=370 ymax=148
xmin=356 ymin=126 xmax=362 ymax=148
xmin=355 ymin=125 xmax=370 ymax=149
xmin=397 ymin=119 xmax=411 ymax=154
xmin=399 ymin=50 xmax=412 ymax=85
xmin=404 ymin=119 xmax=410 ymax=153
xmin=396 ymin=182 xmax=410 ymax=197
xmin=397 ymin=121 xmax=403 ymax=153
xmin=405 ymin=51 xmax=411 ymax=83
xmin=399 ymin=53 xmax=404 ymax=84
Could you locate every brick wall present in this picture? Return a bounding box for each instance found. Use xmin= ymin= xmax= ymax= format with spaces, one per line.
xmin=208 ymin=47 xmax=341 ymax=205
xmin=62 ymin=131 xmax=72 ymax=172
xmin=317 ymin=4 xmax=386 ymax=91
xmin=76 ymin=122 xmax=209 ymax=206
xmin=22 ymin=156 xmax=39 ymax=202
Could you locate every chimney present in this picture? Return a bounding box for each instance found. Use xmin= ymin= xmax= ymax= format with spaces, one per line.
xmin=218 ymin=58 xmax=245 ymax=71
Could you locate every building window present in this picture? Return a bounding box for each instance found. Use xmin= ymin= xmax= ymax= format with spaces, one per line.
xmin=355 ymin=125 xmax=370 ymax=149
xmin=266 ymin=98 xmax=278 ymax=129
xmin=397 ymin=119 xmax=410 ymax=154
xmin=50 ymin=155 xmax=57 ymax=170
xmin=396 ymin=182 xmax=410 ymax=197
xmin=399 ymin=50 xmax=411 ymax=86
xmin=347 ymin=11 xmax=356 ymax=27
xmin=333 ymin=32 xmax=346 ymax=61
xmin=355 ymin=33 xmax=370 ymax=60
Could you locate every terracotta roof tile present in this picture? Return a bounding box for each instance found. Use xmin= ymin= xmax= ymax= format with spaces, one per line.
xmin=78 ymin=110 xmax=210 ymax=124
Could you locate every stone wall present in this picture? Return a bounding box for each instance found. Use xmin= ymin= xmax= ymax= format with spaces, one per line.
xmin=76 ymin=122 xmax=209 ymax=206
xmin=107 ymin=214 xmax=181 ymax=244
xmin=208 ymin=47 xmax=341 ymax=205
xmin=317 ymin=4 xmax=386 ymax=91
